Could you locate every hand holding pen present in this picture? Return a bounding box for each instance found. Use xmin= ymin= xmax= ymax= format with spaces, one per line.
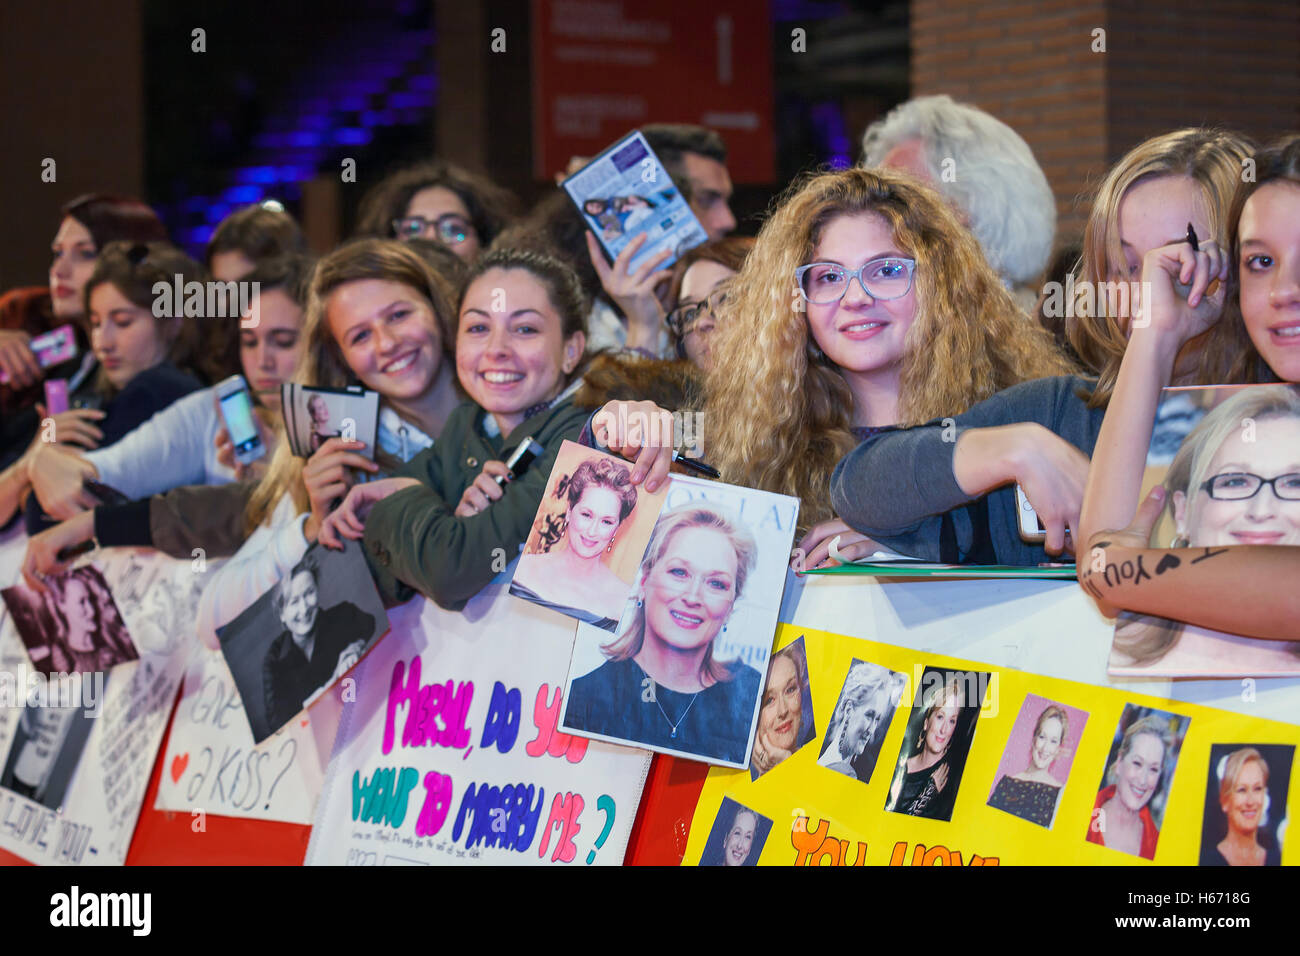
xmin=1134 ymin=223 xmax=1229 ymax=341
xmin=591 ymin=399 xmax=719 ymax=493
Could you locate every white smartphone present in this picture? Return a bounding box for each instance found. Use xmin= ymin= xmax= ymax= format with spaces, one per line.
xmin=216 ymin=374 xmax=265 ymax=466
xmin=1015 ymin=483 xmax=1046 ymax=543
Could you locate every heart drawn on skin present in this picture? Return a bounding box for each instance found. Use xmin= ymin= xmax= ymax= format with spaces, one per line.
xmin=300 ymin=719 xmax=309 ymax=728
xmin=1155 ymin=553 xmax=1181 ymax=575
xmin=170 ymin=753 xmax=189 ymax=783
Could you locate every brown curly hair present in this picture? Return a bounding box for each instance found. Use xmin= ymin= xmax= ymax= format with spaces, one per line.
xmin=704 ymin=166 xmax=1075 ymax=529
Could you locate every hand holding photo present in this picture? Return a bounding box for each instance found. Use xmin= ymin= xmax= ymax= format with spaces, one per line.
xmin=2 ymin=565 xmax=137 ymax=675
xmin=1108 ymin=385 xmax=1300 ymax=678
xmin=216 ymin=537 xmax=388 ymax=743
xmin=510 ymin=440 xmax=668 ymax=629
xmin=560 ymin=476 xmax=800 ymax=767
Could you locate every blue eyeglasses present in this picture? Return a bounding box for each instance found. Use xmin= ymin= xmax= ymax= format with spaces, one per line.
xmin=794 ymin=257 xmax=917 ymax=304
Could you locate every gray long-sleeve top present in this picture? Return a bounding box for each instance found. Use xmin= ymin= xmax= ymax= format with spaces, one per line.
xmin=830 ymin=376 xmax=1107 ymax=566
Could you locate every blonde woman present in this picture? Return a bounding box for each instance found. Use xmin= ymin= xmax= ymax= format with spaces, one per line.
xmin=1088 ymin=715 xmax=1175 ymax=860
xmin=1107 ymin=386 xmax=1300 ymax=669
xmin=988 ymin=703 xmax=1069 ymax=827
xmin=1202 ymin=748 xmax=1280 ymax=866
xmin=885 ymin=675 xmax=972 ymax=820
xmin=564 ymin=502 xmax=761 ymax=764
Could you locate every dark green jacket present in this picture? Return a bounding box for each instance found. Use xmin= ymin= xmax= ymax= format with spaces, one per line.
xmin=363 ymin=398 xmax=590 ymax=611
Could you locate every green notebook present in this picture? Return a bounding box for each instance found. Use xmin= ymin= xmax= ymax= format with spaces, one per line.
xmin=803 ymin=561 xmax=1077 ymax=579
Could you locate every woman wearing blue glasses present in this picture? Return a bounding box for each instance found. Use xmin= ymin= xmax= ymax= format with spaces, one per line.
xmin=699 ymin=166 xmax=1074 ymax=565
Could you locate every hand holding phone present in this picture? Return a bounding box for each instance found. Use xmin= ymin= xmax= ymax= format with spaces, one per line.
xmin=1015 ymin=483 xmax=1046 ymax=543
xmin=216 ymin=374 xmax=266 ymax=466
xmin=0 ymin=325 xmax=78 ymax=385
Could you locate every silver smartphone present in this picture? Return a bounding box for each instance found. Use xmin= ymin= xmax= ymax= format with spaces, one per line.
xmin=1015 ymin=483 xmax=1046 ymax=543
xmin=215 ymin=374 xmax=266 ymax=466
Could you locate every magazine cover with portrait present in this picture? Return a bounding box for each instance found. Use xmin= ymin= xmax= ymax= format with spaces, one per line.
xmin=280 ymin=382 xmax=379 ymax=458
xmin=987 ymin=694 xmax=1089 ymax=829
xmin=0 ymin=689 xmax=103 ymax=812
xmin=216 ymin=538 xmax=388 ymax=743
xmin=1085 ymin=703 xmax=1190 ymax=860
xmin=817 ymin=658 xmax=905 ymax=786
xmin=1106 ymin=384 xmax=1300 ymax=679
xmin=2 ymin=565 xmax=137 ymax=675
xmin=559 ymin=474 xmax=800 ymax=768
xmin=750 ymin=636 xmax=817 ymax=780
xmin=1198 ymin=743 xmax=1292 ymax=866
xmin=510 ymin=441 xmax=667 ymax=631
xmin=697 ymin=797 xmax=772 ymax=867
xmin=883 ymin=666 xmax=990 ymax=821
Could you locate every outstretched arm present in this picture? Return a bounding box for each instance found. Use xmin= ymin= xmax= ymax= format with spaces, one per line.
xmin=1079 ymin=486 xmax=1300 ymax=640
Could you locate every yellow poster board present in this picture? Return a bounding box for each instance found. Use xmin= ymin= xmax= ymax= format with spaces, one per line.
xmin=686 ymin=624 xmax=1296 ymax=866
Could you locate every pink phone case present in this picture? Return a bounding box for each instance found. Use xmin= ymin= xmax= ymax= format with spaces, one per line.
xmin=0 ymin=324 xmax=78 ymax=384
xmin=44 ymin=378 xmax=70 ymax=414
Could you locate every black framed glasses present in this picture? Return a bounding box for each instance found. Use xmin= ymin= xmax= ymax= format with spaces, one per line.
xmin=1201 ymin=472 xmax=1300 ymax=501
xmin=392 ymin=213 xmax=476 ymax=246
xmin=667 ymin=287 xmax=729 ymax=337
xmin=794 ymin=257 xmax=917 ymax=305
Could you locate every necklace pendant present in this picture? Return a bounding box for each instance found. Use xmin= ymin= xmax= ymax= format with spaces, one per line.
xmin=670 ymin=727 xmax=677 ymax=738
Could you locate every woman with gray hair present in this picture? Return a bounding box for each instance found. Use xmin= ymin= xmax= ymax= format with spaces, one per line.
xmin=860 ymin=93 xmax=1055 ymax=304
xmin=818 ymin=661 xmax=901 ymax=780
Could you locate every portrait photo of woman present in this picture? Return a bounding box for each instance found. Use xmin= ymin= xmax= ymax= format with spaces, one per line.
xmin=885 ymin=668 xmax=990 ymax=821
xmin=215 ymin=538 xmax=388 ymax=744
xmin=750 ymin=637 xmax=816 ymax=780
xmin=698 ymin=797 xmax=772 ymax=867
xmin=817 ymin=659 xmax=904 ymax=785
xmin=1086 ymin=705 xmax=1189 ymax=860
xmin=1110 ymin=385 xmax=1300 ymax=677
xmin=988 ymin=696 xmax=1087 ymax=828
xmin=1199 ymin=744 xmax=1292 ymax=866
xmin=307 ymin=392 xmax=335 ymax=453
xmin=511 ymin=444 xmax=663 ymax=630
xmin=561 ymin=499 xmax=766 ymax=766
xmin=2 ymin=565 xmax=136 ymax=676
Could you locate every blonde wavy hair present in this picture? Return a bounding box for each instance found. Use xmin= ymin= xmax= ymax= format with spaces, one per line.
xmin=600 ymin=502 xmax=757 ymax=686
xmin=1066 ymin=128 xmax=1254 ymax=407
xmin=704 ymin=166 xmax=1074 ymax=528
xmin=243 ymin=239 xmax=458 ymax=534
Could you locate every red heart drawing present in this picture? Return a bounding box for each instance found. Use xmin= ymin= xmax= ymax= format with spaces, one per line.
xmin=300 ymin=719 xmax=309 ymax=728
xmin=170 ymin=753 xmax=189 ymax=783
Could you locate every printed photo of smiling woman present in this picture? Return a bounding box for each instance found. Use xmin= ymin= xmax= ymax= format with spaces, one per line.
xmin=1087 ymin=708 xmax=1188 ymax=860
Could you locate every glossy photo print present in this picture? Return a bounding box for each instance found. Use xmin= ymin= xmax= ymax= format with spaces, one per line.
xmin=817 ymin=658 xmax=905 ymax=786
xmin=1198 ymin=743 xmax=1292 ymax=866
xmin=987 ymin=694 xmax=1089 ymax=829
xmin=280 ymin=383 xmax=379 ymax=458
xmin=511 ymin=440 xmax=667 ymax=631
xmin=1105 ymin=384 xmax=1300 ymax=679
xmin=884 ymin=666 xmax=991 ymax=821
xmin=697 ymin=797 xmax=772 ymax=866
xmin=750 ymin=636 xmax=816 ymax=780
xmin=1085 ymin=703 xmax=1190 ymax=861
xmin=2 ymin=565 xmax=137 ymax=675
xmin=560 ymin=474 xmax=800 ymax=767
xmin=216 ymin=538 xmax=388 ymax=743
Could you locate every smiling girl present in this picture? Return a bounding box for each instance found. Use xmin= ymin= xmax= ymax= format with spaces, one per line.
xmin=318 ymin=247 xmax=591 ymax=611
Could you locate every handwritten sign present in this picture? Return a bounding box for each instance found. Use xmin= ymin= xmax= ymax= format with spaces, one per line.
xmin=306 ymin=571 xmax=651 ymax=866
xmin=0 ymin=537 xmax=201 ymax=866
xmin=154 ymin=647 xmax=342 ymax=824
